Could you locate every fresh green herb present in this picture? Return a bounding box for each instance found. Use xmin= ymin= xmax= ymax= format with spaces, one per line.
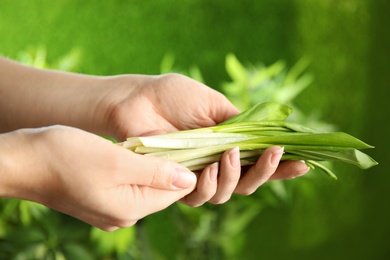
xmin=119 ymin=102 xmax=377 ymax=179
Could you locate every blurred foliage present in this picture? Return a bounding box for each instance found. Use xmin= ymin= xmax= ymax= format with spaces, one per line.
xmin=15 ymin=46 xmax=82 ymax=71
xmin=0 ymin=0 xmax=297 ymax=88
xmin=223 ymin=53 xmax=313 ymax=110
xmin=222 ymin=54 xmax=334 ymax=132
xmin=0 ymin=0 xmax=388 ymax=259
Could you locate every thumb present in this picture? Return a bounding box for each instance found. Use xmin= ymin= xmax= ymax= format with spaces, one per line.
xmin=208 ymin=91 xmax=240 ymax=124
xmin=122 ymin=151 xmax=197 ymax=190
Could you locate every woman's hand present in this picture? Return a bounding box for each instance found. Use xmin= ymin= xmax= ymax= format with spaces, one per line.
xmin=98 ymin=73 xmax=239 ymax=141
xmin=1 ymin=126 xmax=196 ymax=231
xmin=97 ymin=74 xmax=310 ymax=207
xmin=180 ymin=146 xmax=309 ymax=207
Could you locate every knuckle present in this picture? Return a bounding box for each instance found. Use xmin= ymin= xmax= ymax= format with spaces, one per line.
xmin=196 ymin=189 xmax=215 ymax=201
xmin=150 ymin=160 xmax=172 ymax=188
xmin=226 ymin=175 xmax=240 ymax=184
xmin=163 ymin=72 xmax=185 ymax=80
xmin=157 ymin=73 xmax=186 ymax=87
xmin=220 ymin=168 xmax=241 ymax=185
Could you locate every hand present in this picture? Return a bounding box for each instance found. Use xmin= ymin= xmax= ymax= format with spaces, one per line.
xmin=6 ymin=126 xmax=196 ymax=231
xmin=97 ymin=74 xmax=310 ymax=207
xmin=99 ymin=73 xmax=240 ymax=141
xmin=180 ymin=146 xmax=309 ymax=207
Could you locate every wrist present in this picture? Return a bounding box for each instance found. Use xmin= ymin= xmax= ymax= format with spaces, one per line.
xmin=0 ymin=129 xmax=45 ymax=201
xmin=30 ymin=70 xmax=109 ymax=135
xmin=88 ymin=74 xmax=148 ymax=139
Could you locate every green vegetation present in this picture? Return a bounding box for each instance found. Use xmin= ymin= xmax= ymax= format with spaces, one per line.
xmin=122 ymin=101 xmax=377 ymax=179
xmin=0 ymin=0 xmax=388 ymax=259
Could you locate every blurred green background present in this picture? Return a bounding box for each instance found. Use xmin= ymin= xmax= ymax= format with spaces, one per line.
xmin=0 ymin=0 xmax=389 ymax=259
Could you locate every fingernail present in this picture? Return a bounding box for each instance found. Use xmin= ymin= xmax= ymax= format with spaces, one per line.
xmin=270 ymin=146 xmax=284 ymax=167
xmin=229 ymin=147 xmax=240 ymax=168
xmin=209 ymin=162 xmax=219 ymax=182
xmin=172 ymin=167 xmax=197 ymax=189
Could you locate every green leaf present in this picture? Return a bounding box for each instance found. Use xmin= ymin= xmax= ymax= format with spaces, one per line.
xmin=283 ymin=57 xmax=311 ymax=86
xmin=160 ymin=52 xmax=175 ymax=74
xmin=238 ymin=132 xmax=373 ymax=150
xmin=225 ymin=53 xmax=248 ymax=83
xmin=220 ymin=102 xmax=293 ymax=125
xmin=188 ymin=65 xmax=204 ymax=83
xmin=306 ymin=160 xmax=338 ymax=180
xmin=123 ymin=101 xmax=378 ymax=178
xmin=90 ymin=227 xmax=136 ymax=256
xmin=275 ymin=73 xmax=314 ymax=103
xmin=297 ymin=149 xmax=378 ymax=169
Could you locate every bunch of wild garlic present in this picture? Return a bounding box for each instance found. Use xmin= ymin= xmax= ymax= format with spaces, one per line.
xmin=119 ymin=102 xmax=377 ymax=179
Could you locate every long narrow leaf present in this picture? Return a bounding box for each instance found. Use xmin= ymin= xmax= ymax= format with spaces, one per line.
xmin=306 ymin=160 xmax=338 ymax=180
xmin=295 ymin=149 xmax=378 ymax=169
xmin=220 ymin=102 xmax=293 ymax=124
xmin=121 ymin=101 xmax=377 ymax=179
xmin=238 ymin=132 xmax=373 ymax=149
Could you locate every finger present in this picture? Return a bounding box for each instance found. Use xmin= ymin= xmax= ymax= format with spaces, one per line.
xmin=115 ymin=148 xmax=197 ymax=190
xmin=179 ymin=162 xmax=219 ymax=207
xmin=103 ymin=180 xmax=197 ymax=226
xmin=208 ymin=91 xmax=240 ymax=124
xmin=209 ymin=147 xmax=241 ymax=204
xmin=268 ymin=160 xmax=310 ymax=181
xmin=234 ymin=146 xmax=284 ymax=195
xmin=130 ymin=184 xmax=197 ymax=221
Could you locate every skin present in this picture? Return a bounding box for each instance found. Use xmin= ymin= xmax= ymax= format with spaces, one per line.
xmin=0 ymin=57 xmax=309 ymax=231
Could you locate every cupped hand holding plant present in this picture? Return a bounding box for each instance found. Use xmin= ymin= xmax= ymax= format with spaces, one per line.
xmin=0 ymin=126 xmax=197 ymax=231
xmin=97 ymin=73 xmax=310 ymax=206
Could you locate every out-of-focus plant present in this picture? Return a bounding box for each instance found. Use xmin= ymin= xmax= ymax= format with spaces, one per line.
xmin=15 ymin=46 xmax=82 ymax=71
xmin=160 ymin=52 xmax=205 ymax=83
xmin=91 ymin=227 xmax=139 ymax=259
xmin=222 ymin=53 xmax=313 ymax=110
xmin=222 ymin=53 xmax=334 ymax=132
